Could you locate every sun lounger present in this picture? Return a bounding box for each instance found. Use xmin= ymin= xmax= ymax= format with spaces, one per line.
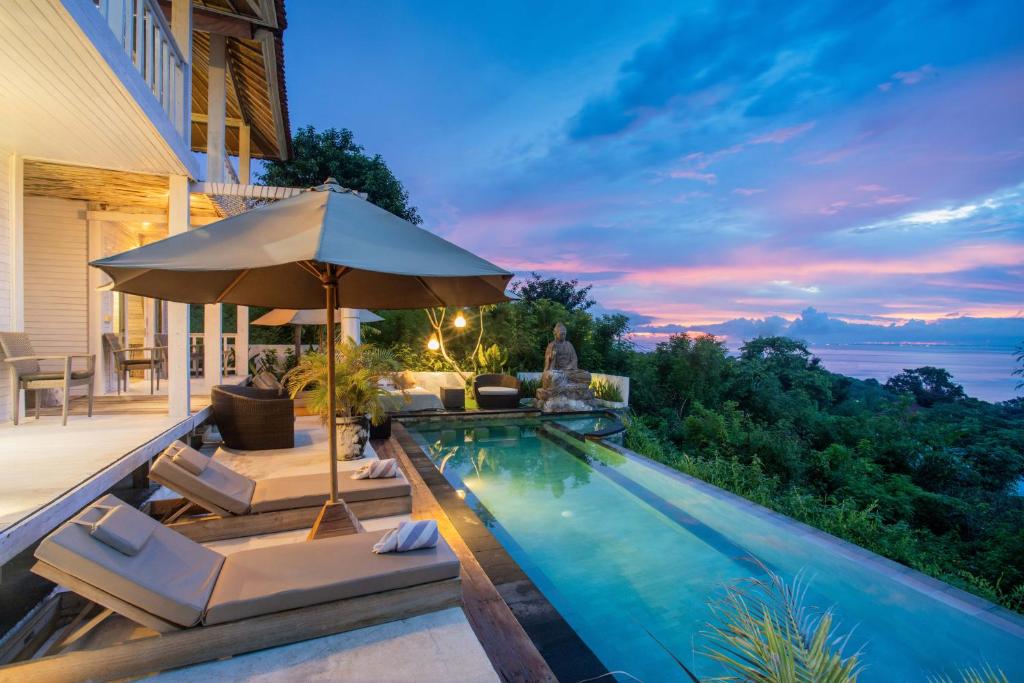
xmin=148 ymin=442 xmax=412 ymax=541
xmin=2 ymin=495 xmax=460 ymax=682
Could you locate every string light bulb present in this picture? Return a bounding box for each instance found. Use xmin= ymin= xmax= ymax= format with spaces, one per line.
xmin=453 ymin=310 xmax=467 ymax=328
xmin=427 ymin=334 xmax=440 ymax=351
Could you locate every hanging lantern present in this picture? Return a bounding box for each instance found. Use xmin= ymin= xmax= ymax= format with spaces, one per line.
xmin=427 ymin=334 xmax=440 ymax=351
xmin=453 ymin=310 xmax=467 ymax=328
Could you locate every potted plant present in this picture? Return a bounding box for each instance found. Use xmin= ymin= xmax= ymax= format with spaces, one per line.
xmin=284 ymin=339 xmax=400 ymax=460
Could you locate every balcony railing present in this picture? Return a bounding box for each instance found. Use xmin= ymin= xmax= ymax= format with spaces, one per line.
xmin=93 ymin=0 xmax=187 ymax=136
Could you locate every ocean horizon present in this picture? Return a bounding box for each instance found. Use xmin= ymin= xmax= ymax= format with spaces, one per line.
xmin=800 ymin=343 xmax=1018 ymax=403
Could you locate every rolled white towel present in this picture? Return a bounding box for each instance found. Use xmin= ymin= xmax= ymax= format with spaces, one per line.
xmin=373 ymin=520 xmax=439 ymax=553
xmin=351 ymin=458 xmax=398 ymax=479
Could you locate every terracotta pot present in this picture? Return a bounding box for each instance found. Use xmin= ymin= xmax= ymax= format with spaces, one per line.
xmin=335 ymin=415 xmax=370 ymax=460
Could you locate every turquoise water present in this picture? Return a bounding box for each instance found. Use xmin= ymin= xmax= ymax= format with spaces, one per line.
xmin=410 ymin=417 xmax=1024 ymax=682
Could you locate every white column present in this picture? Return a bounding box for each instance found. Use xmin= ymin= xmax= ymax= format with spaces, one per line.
xmin=9 ymin=155 xmax=25 ymax=419
xmin=235 ymin=122 xmax=250 ymax=374
xmin=203 ymin=33 xmax=227 ymax=386
xmin=340 ymin=308 xmax=360 ymax=345
xmin=170 ymin=0 xmax=192 ymax=143
xmin=167 ymin=176 xmax=191 ymax=417
xmin=86 ymin=218 xmax=106 ymax=396
xmin=236 ymin=305 xmax=249 ymax=377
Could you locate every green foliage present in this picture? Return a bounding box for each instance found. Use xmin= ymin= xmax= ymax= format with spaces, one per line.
xmin=929 ymin=665 xmax=1010 ymax=683
xmin=519 ymin=377 xmax=540 ymax=399
xmin=1014 ymin=341 xmax=1024 ymax=390
xmin=510 ymin=272 xmax=595 ymax=311
xmin=624 ymin=333 xmax=1024 ymax=613
xmin=590 ymin=378 xmax=623 ymax=402
xmin=258 ymin=126 xmax=421 ymax=224
xmin=284 ymin=340 xmax=399 ymax=426
xmin=703 ymin=569 xmax=864 ymax=682
xmin=885 ymin=366 xmax=967 ymax=407
xmin=475 ymin=343 xmax=509 ymax=374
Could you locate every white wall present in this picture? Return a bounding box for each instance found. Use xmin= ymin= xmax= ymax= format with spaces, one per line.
xmin=23 ymin=197 xmax=89 ymax=401
xmin=0 ymin=151 xmax=11 ymax=420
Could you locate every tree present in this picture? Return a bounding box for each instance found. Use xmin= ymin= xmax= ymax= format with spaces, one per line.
xmin=510 ymin=273 xmax=595 ymax=311
xmin=885 ymin=367 xmax=966 ymax=407
xmin=258 ymin=126 xmax=421 ymax=224
xmin=1014 ymin=341 xmax=1024 ymax=390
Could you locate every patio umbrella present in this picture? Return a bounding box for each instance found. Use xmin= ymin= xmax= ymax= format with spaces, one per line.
xmin=91 ymin=179 xmax=512 ymax=503
xmin=252 ymin=308 xmax=384 ymax=359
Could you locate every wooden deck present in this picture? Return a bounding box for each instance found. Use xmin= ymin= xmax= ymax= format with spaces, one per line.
xmin=0 ymin=396 xmax=212 ymax=566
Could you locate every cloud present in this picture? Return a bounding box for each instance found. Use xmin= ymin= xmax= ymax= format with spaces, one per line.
xmin=748 ymin=122 xmax=816 ymax=144
xmin=733 ymin=187 xmax=765 ymax=196
xmin=669 ymin=170 xmax=718 ymax=184
xmin=879 ymin=64 xmax=937 ymax=91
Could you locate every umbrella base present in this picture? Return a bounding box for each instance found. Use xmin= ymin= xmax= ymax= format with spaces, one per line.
xmin=307 ymin=500 xmax=361 ymax=540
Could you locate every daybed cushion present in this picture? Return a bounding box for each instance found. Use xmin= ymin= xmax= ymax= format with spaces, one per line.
xmin=249 ymin=471 xmax=411 ymax=514
xmin=168 ymin=441 xmax=209 ymax=476
xmin=203 ymin=530 xmax=459 ymax=625
xmin=394 ymin=371 xmax=417 ymax=390
xmin=35 ymin=495 xmax=223 ymax=627
xmin=88 ymin=505 xmax=154 ymax=556
xmin=381 ymin=387 xmax=444 ymax=412
xmin=151 ymin=454 xmax=255 ymax=516
xmin=477 ymin=386 xmax=519 ymax=396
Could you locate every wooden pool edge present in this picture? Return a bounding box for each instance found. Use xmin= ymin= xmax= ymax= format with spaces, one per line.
xmin=380 ymin=423 xmax=609 ymax=683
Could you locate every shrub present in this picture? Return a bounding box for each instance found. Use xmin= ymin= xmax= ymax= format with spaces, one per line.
xmin=591 ymin=378 xmax=624 ymax=402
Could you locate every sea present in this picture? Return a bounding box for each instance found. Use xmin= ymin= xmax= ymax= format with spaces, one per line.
xmin=803 ymin=343 xmax=1020 ymax=403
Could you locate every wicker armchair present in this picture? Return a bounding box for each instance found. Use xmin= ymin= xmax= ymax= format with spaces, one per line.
xmin=212 ymin=385 xmax=295 ymax=450
xmin=472 ymin=373 xmax=521 ymax=410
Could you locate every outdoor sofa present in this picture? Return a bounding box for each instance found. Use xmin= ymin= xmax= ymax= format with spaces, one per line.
xmin=379 ymin=371 xmax=465 ymax=412
xmin=149 ymin=441 xmax=412 ymax=542
xmin=5 ymin=494 xmax=460 ymax=682
xmin=473 ymin=373 xmax=521 ymax=409
xmin=212 ymin=384 xmax=295 ymax=450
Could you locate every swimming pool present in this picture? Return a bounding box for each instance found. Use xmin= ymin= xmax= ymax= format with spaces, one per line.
xmin=407 ymin=415 xmax=1024 ymax=682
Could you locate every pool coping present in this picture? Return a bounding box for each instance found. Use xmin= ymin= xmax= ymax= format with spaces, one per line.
xmin=390 ymin=420 xmax=611 ymax=682
xmin=593 ymin=436 xmax=1024 ymax=639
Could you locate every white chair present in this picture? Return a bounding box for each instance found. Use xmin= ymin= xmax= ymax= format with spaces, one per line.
xmin=0 ymin=332 xmax=95 ymax=426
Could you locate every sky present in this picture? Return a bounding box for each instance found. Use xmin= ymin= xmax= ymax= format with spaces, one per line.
xmin=280 ymin=1 xmax=1024 ymax=339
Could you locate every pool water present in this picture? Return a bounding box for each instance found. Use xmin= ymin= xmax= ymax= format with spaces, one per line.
xmin=409 ymin=417 xmax=1024 ymax=682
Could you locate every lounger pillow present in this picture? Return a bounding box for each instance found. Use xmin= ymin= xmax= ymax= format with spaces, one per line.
xmin=373 ymin=520 xmax=439 ymax=553
xmin=351 ymin=458 xmax=398 ymax=479
xmin=167 ymin=441 xmax=209 ymax=476
xmin=83 ymin=505 xmax=154 ymax=556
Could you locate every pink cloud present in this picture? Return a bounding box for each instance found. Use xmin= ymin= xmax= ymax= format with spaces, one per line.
xmin=879 ymin=64 xmax=936 ymax=91
xmin=669 ymin=169 xmax=718 ymax=184
xmin=856 ymin=184 xmax=886 ymax=192
xmin=732 ymin=187 xmax=765 ymax=196
xmin=621 ymin=242 xmax=1024 ymax=287
xmin=819 ymin=200 xmax=851 ymax=215
xmin=747 ymin=121 xmax=816 ymax=145
xmin=872 ymin=194 xmax=916 ymax=205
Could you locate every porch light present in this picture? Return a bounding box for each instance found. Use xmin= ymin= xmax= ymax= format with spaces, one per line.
xmin=427 ymin=334 xmax=440 ymax=351
xmin=453 ymin=310 xmax=467 ymax=328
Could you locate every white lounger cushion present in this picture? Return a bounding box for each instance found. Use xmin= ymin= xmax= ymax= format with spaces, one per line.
xmin=166 ymin=441 xmax=209 ymax=476
xmin=249 ymin=471 xmax=411 ymax=514
xmin=35 ymin=495 xmax=223 ymax=627
xmin=86 ymin=505 xmax=154 ymax=556
xmin=477 ymin=386 xmax=518 ymax=395
xmin=151 ymin=452 xmax=256 ymax=515
xmin=203 ymin=529 xmax=459 ymax=625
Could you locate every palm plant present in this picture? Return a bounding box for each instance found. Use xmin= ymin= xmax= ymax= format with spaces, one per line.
xmin=284 ymin=338 xmax=399 ymax=427
xmin=702 ymin=569 xmax=864 ymax=683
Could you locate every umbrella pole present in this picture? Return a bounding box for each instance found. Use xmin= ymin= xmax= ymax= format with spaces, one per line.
xmin=293 ymin=325 xmax=302 ymax=362
xmin=325 ymin=281 xmax=339 ymax=504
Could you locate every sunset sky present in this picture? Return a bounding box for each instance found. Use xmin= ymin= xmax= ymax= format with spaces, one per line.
xmin=282 ymin=1 xmax=1024 ymax=334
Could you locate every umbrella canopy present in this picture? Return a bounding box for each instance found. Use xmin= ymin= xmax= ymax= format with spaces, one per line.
xmin=251 ymin=308 xmax=384 ymax=326
xmin=91 ymin=180 xmax=512 ymax=505
xmin=91 ymin=180 xmax=511 ymax=309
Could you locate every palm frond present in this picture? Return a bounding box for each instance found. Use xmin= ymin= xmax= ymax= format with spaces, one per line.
xmin=929 ymin=665 xmax=1010 ymax=683
xmin=702 ymin=568 xmax=865 ymax=683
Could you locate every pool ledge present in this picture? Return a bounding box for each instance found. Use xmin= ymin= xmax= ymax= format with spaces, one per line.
xmin=595 ymin=437 xmax=1024 ymax=639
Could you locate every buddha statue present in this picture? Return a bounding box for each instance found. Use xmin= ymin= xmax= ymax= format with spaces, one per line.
xmin=536 ymin=322 xmax=596 ymax=412
xmin=544 ymin=322 xmax=578 ymax=371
